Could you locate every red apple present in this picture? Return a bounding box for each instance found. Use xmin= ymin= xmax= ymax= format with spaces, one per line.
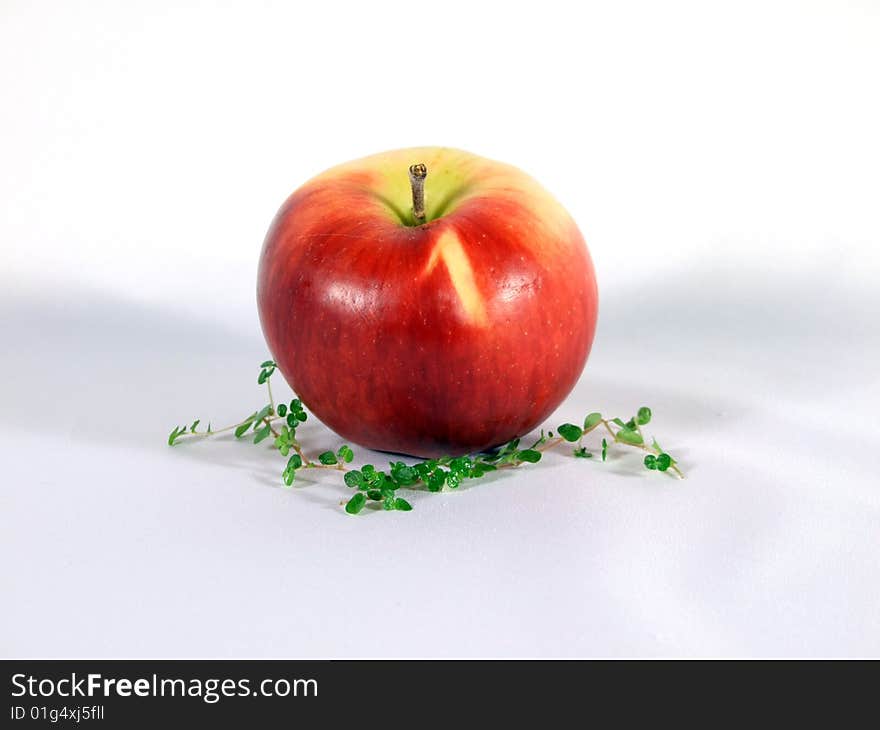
xmin=257 ymin=147 xmax=598 ymax=457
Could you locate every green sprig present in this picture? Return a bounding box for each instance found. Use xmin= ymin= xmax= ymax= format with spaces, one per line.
xmin=168 ymin=361 xmax=684 ymax=514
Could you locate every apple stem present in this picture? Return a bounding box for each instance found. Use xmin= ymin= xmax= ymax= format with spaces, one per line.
xmin=408 ymin=163 xmax=427 ymax=223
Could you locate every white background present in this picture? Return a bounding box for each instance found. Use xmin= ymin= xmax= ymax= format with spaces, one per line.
xmin=2 ymin=0 xmax=878 ymax=657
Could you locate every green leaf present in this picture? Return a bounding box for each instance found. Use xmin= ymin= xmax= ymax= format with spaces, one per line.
xmin=168 ymin=425 xmax=185 ymax=446
xmin=337 ymin=445 xmax=354 ymax=463
xmin=644 ymin=454 xmax=657 ymax=470
xmin=274 ymin=434 xmax=286 ymax=450
xmin=318 ymin=451 xmax=338 ymax=465
xmin=390 ymin=462 xmax=417 ymax=485
xmin=557 ymin=423 xmax=583 ymax=442
xmin=190 ymin=419 xmax=200 ymax=432
xmin=471 ymin=462 xmax=497 ymax=477
xmin=286 ymin=413 xmax=299 ymax=428
xmin=367 ymin=489 xmax=383 ymax=501
xmin=656 ymin=453 xmax=672 ymax=471
xmin=278 ymin=443 xmax=290 ymax=456
xmin=573 ymin=446 xmax=592 ymax=458
xmin=277 ymin=403 xmax=288 ymax=417
xmin=518 ymin=449 xmax=542 ymax=463
xmin=637 ymin=406 xmax=652 ymax=426
xmin=260 ymin=360 xmax=276 ymax=368
xmin=426 ymin=471 xmax=446 ymax=492
xmin=282 ymin=466 xmax=296 ymax=486
xmin=234 ymin=415 xmax=256 ymax=438
xmin=582 ymin=412 xmax=602 ymax=432
xmin=287 ymin=454 xmax=302 ymax=470
xmin=345 ymin=493 xmax=366 ymax=515
xmin=254 ymin=405 xmax=272 ymax=422
xmin=253 ymin=424 xmax=271 ymax=444
xmin=449 ymin=456 xmax=473 ymax=474
xmin=652 ymin=437 xmax=663 ymax=452
xmin=344 ymin=470 xmax=364 ymax=489
xmin=257 ymin=370 xmax=268 ymax=385
xmin=616 ymin=428 xmax=644 ymax=446
xmin=601 ymin=438 xmax=608 ymax=461
xmin=394 ymin=497 xmax=413 ymax=511
xmin=611 ymin=418 xmax=626 ymax=428
xmin=446 ymin=471 xmax=462 ymax=489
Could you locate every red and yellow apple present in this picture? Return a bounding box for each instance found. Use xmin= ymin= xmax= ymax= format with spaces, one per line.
xmin=257 ymin=147 xmax=598 ymax=457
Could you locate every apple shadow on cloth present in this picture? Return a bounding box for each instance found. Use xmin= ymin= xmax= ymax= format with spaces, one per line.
xmin=5 ymin=257 xmax=870 ymax=498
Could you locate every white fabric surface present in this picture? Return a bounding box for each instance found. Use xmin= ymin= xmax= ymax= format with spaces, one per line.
xmin=1 ymin=1 xmax=878 ymax=657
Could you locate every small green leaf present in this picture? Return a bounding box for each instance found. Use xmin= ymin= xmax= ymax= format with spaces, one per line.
xmin=282 ymin=466 xmax=296 ymax=486
xmin=367 ymin=489 xmax=383 ymax=501
xmin=426 ymin=471 xmax=446 ymax=492
xmin=390 ymin=462 xmax=417 ymax=485
xmin=286 ymin=413 xmax=299 ymax=428
xmin=260 ymin=360 xmax=276 ymax=368
xmin=446 ymin=471 xmax=462 ymax=489
xmin=254 ymin=405 xmax=272 ymax=422
xmin=257 ymin=370 xmax=268 ymax=385
xmin=394 ymin=497 xmax=413 ymax=511
xmin=287 ymin=454 xmax=302 ymax=470
xmin=637 ymin=406 xmax=652 ymax=425
xmin=277 ymin=403 xmax=288 ymax=417
xmin=573 ymin=446 xmax=592 ymax=458
xmin=616 ymin=428 xmax=644 ymax=446
xmin=644 ymin=454 xmax=657 ymax=470
xmin=234 ymin=415 xmax=256 ymax=438
xmin=557 ymin=423 xmax=583 ymax=442
xmin=337 ymin=445 xmax=354 ymax=463
xmin=601 ymin=438 xmax=608 ymax=461
xmin=656 ymin=453 xmax=672 ymax=471
xmin=582 ymin=412 xmax=602 ymax=431
xmin=344 ymin=470 xmax=364 ymax=489
xmin=518 ymin=449 xmax=542 ymax=463
xmin=253 ymin=424 xmax=271 ymax=444
xmin=345 ymin=493 xmax=366 ymax=514
xmin=611 ymin=418 xmax=626 ymax=428
xmin=168 ymin=425 xmax=184 ymax=446
xmin=471 ymin=462 xmax=497 ymax=477
xmin=274 ymin=433 xmax=286 ymax=450
xmin=190 ymin=419 xmax=200 ymax=432
xmin=318 ymin=451 xmax=338 ymax=465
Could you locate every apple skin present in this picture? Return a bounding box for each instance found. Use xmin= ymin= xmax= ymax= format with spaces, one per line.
xmin=257 ymin=147 xmax=598 ymax=458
